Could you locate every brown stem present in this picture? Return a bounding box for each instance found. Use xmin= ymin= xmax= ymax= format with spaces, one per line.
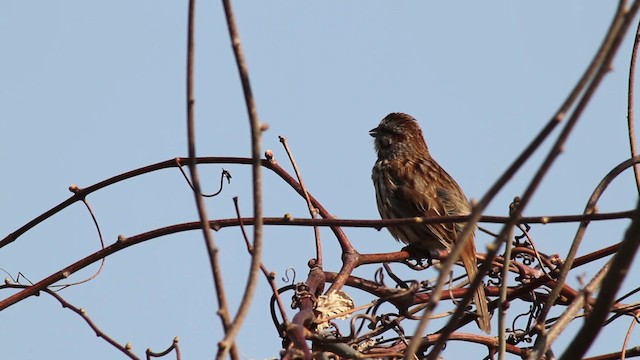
xmin=218 ymin=0 xmax=264 ymax=358
xmin=628 ymin=19 xmax=640 ymax=194
xmin=621 ymin=316 xmax=637 ymax=360
xmin=36 ymin=286 xmax=140 ymax=360
xmin=279 ymin=136 xmax=323 ymax=268
xmin=232 ymin=197 xmax=289 ymax=325
xmin=185 ymin=1 xmax=237 ymax=358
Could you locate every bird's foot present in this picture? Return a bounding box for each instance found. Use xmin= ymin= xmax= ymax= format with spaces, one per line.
xmin=402 ymin=244 xmax=437 ymax=268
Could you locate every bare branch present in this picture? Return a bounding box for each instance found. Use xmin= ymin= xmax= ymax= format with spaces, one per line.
xmin=184 ymin=2 xmax=236 ymax=358
xmin=232 ymin=197 xmax=290 ymax=326
xmin=279 ymin=136 xmax=323 ymax=268
xmin=218 ymin=0 xmax=264 ymax=358
xmin=628 ymin=18 xmax=640 ymax=194
xmin=537 ymin=154 xmax=640 ymax=327
xmin=560 ymin=199 xmax=640 ymax=360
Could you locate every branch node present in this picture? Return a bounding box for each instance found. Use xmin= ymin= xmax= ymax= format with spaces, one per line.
xmin=265 ymin=149 xmax=275 ymax=162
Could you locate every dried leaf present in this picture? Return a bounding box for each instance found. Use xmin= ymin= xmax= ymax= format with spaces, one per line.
xmin=314 ymin=290 xmax=354 ymax=330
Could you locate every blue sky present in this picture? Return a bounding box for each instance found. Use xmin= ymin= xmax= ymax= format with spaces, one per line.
xmin=2 ymin=2 xmax=639 ymax=359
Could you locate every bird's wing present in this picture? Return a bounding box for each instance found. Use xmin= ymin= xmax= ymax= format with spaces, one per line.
xmin=388 ymin=162 xmax=458 ymax=249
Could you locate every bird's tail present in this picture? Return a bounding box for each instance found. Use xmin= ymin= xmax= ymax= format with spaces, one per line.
xmin=461 ymin=238 xmax=491 ymax=334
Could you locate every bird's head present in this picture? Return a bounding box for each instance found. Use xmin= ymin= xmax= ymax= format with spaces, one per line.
xmin=370 ymin=112 xmax=429 ymax=159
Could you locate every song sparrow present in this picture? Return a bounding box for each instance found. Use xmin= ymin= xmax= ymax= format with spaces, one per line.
xmin=370 ymin=112 xmax=491 ymax=333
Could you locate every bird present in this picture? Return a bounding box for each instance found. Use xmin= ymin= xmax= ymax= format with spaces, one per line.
xmin=370 ymin=112 xmax=491 ymax=333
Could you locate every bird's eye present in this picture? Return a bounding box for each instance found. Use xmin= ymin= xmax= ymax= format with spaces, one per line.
xmin=379 ymin=125 xmax=399 ymax=135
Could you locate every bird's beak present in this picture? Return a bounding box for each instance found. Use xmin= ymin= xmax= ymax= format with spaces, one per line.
xmin=369 ymin=127 xmax=379 ymax=138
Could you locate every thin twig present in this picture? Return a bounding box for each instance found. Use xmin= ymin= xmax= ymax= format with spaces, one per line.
xmin=498 ymin=227 xmax=514 ymax=360
xmin=176 ymin=158 xmax=231 ymax=197
xmin=51 ymin=193 xmax=106 ymax=289
xmin=232 ymin=197 xmax=289 ymax=325
xmin=279 ymin=136 xmax=323 ymax=268
xmin=516 ymin=224 xmax=550 ymax=276
xmin=146 ymin=337 xmax=181 ymax=360
xmin=35 ymin=287 xmax=140 ymax=360
xmin=621 ymin=316 xmax=637 ymax=360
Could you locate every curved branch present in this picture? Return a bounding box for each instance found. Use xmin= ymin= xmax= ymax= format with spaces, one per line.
xmin=537 ymin=155 xmax=640 ymax=327
xmin=4 ymin=156 xmax=627 ymax=251
xmin=184 ymin=2 xmax=236 ymax=358
xmin=218 ymin=0 xmax=264 ymax=358
xmin=628 ymin=19 xmax=640 ymax=194
xmin=560 ymin=200 xmax=640 ymax=360
xmin=0 ymin=156 xmax=331 ymax=249
xmin=0 ymin=206 xmax=632 ymax=313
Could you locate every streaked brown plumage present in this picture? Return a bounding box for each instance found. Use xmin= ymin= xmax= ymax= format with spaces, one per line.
xmin=370 ymin=112 xmax=491 ymax=333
